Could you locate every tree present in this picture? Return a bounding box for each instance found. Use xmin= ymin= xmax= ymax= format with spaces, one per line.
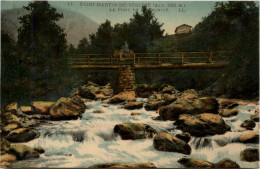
xmin=77 ymin=37 xmax=89 ymax=53
xmin=128 ymin=6 xmax=164 ymax=52
xmin=88 ymin=20 xmax=114 ymax=53
xmin=17 ymin=1 xmax=68 ymax=78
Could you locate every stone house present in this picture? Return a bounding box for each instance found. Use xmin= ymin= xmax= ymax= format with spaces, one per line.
xmin=175 ymin=24 xmax=193 ymax=34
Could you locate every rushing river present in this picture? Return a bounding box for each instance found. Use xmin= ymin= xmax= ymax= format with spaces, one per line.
xmin=11 ymin=99 xmax=259 ymax=168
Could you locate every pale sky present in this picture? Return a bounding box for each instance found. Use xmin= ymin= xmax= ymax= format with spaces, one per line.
xmin=2 ymin=1 xmax=219 ymax=34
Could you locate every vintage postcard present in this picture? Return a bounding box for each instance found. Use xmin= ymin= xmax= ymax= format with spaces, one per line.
xmin=1 ymin=0 xmax=259 ymax=168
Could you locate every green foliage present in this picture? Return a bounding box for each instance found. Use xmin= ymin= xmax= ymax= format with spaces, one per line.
xmin=88 ymin=20 xmax=114 ymax=54
xmin=148 ymin=1 xmax=259 ymax=99
xmin=17 ymin=1 xmax=68 ymax=79
xmin=1 ymin=31 xmax=19 ymax=84
xmin=127 ymin=6 xmax=164 ymax=52
xmin=77 ymin=38 xmax=89 ymax=53
xmin=78 ymin=6 xmax=164 ymax=54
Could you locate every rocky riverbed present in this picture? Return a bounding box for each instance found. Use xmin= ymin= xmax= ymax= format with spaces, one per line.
xmin=1 ymin=82 xmax=259 ymax=168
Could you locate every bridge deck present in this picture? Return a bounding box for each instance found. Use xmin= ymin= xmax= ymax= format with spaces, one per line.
xmin=70 ymin=51 xmax=230 ymax=69
xmin=72 ymin=62 xmax=228 ymax=69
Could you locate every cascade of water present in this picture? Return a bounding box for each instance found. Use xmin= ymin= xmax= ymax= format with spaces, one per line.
xmin=10 ymin=100 xmax=259 ymax=168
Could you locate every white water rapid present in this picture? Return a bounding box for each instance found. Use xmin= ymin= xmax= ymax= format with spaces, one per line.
xmin=11 ymin=99 xmax=259 ymax=168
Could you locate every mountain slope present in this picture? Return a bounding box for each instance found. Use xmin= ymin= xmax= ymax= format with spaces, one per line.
xmin=1 ymin=7 xmax=99 ymax=46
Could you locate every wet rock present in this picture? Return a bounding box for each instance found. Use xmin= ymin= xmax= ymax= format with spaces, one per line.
xmin=162 ymin=93 xmax=176 ymax=104
xmin=250 ymin=112 xmax=259 ymax=122
xmin=149 ymin=93 xmax=162 ymax=101
xmin=131 ymin=112 xmax=141 ymax=116
xmin=93 ymin=110 xmax=104 ymax=114
xmin=0 ymin=154 xmax=17 ymax=163
xmin=33 ymin=147 xmax=45 ymax=154
xmin=0 ymin=161 xmax=10 ymax=168
xmin=1 ymin=138 xmax=10 ymax=154
xmin=114 ymin=123 xmax=157 ymax=140
xmin=1 ymin=112 xmax=20 ymax=125
xmin=88 ymin=162 xmax=156 ymax=168
xmin=4 ymin=102 xmax=18 ymax=112
xmin=5 ymin=128 xmax=40 ymax=142
xmin=240 ymin=119 xmax=256 ymax=130
xmin=176 ymin=132 xmax=191 ymax=143
xmin=123 ymin=102 xmax=143 ymax=110
xmin=178 ymin=158 xmax=214 ymax=168
xmin=174 ymin=113 xmax=231 ymax=137
xmin=151 ymin=116 xmax=162 ymax=121
xmin=77 ymin=85 xmax=98 ymax=100
xmin=50 ymin=96 xmax=86 ymax=120
xmin=159 ymin=97 xmax=219 ymax=121
xmin=220 ymin=107 xmax=239 ymax=117
xmin=31 ymin=101 xmax=55 ymax=115
xmin=103 ymin=91 xmax=136 ymax=104
xmin=215 ymin=158 xmax=240 ymax=168
xmin=240 ymin=148 xmax=259 ymax=162
xmin=135 ymin=84 xmax=153 ymax=98
xmin=182 ymin=93 xmax=199 ymax=100
xmin=8 ymin=144 xmax=39 ymax=160
xmin=19 ymin=106 xmax=32 ymax=114
xmin=153 ymin=133 xmax=191 ymax=155
xmin=239 ymin=132 xmax=259 ymax=143
xmin=0 ymin=153 xmax=17 ymax=168
xmin=162 ymin=86 xmax=176 ymax=94
xmin=19 ymin=117 xmax=38 ymax=128
xmin=2 ymin=123 xmax=19 ymax=134
xmin=182 ymin=89 xmax=199 ymax=97
xmin=145 ymin=101 xmax=165 ymax=111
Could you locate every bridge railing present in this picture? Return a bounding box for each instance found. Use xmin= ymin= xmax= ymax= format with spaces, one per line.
xmin=70 ymin=51 xmax=230 ymax=66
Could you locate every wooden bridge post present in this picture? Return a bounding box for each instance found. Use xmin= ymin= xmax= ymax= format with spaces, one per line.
xmin=110 ymin=54 xmax=113 ymax=65
xmin=181 ymin=52 xmax=185 ymax=64
xmin=88 ymin=55 xmax=90 ymax=65
xmin=209 ymin=52 xmax=213 ymax=63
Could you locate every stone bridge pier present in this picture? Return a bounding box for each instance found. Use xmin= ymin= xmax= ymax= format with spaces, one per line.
xmin=114 ymin=66 xmax=135 ymax=94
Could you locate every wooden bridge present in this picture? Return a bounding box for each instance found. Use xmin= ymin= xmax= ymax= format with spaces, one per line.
xmin=70 ymin=51 xmax=229 ymax=69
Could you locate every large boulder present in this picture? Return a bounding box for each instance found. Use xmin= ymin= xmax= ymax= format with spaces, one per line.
xmin=88 ymin=162 xmax=156 ymax=168
xmin=153 ymin=133 xmax=191 ymax=155
xmin=50 ymin=96 xmax=86 ymax=120
xmin=8 ymin=144 xmax=39 ymax=160
xmin=4 ymin=102 xmax=18 ymax=112
xmin=215 ymin=158 xmax=240 ymax=168
xmin=123 ymin=102 xmax=143 ymax=110
xmin=114 ymin=123 xmax=157 ymax=140
xmin=103 ymin=91 xmax=136 ymax=104
xmin=240 ymin=119 xmax=256 ymax=130
xmin=159 ymin=97 xmax=219 ymax=121
xmin=239 ymin=132 xmax=259 ymax=143
xmin=1 ymin=138 xmax=10 ymax=154
xmin=5 ymin=128 xmax=40 ymax=143
xmin=135 ymin=84 xmax=153 ymax=98
xmin=240 ymin=148 xmax=259 ymax=162
xmin=176 ymin=132 xmax=191 ymax=143
xmin=19 ymin=106 xmax=32 ymax=115
xmin=1 ymin=112 xmax=20 ymax=125
xmin=31 ymin=101 xmax=55 ymax=115
xmin=33 ymin=147 xmax=45 ymax=154
xmin=0 ymin=154 xmax=17 ymax=168
xmin=178 ymin=158 xmax=215 ymax=168
xmin=145 ymin=101 xmax=165 ymax=111
xmin=219 ymin=106 xmax=239 ymax=117
xmin=174 ymin=113 xmax=231 ymax=137
xmin=250 ymin=112 xmax=259 ymax=122
xmin=2 ymin=123 xmax=19 ymax=134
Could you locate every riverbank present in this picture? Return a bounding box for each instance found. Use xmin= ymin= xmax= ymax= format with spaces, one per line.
xmin=1 ymin=82 xmax=259 ymax=168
